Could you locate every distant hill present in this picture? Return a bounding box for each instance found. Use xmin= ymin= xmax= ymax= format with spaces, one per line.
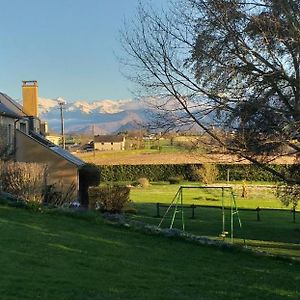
xmin=38 ymin=97 xmax=147 ymax=134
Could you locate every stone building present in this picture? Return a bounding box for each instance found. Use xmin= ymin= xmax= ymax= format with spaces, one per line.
xmin=0 ymin=81 xmax=85 ymax=202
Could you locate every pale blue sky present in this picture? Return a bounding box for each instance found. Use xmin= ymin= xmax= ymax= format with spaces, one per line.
xmin=0 ymin=0 xmax=166 ymax=102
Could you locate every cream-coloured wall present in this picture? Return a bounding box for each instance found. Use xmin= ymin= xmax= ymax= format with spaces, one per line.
xmin=94 ymin=141 xmax=125 ymax=151
xmin=45 ymin=135 xmax=61 ymax=145
xmin=15 ymin=130 xmax=79 ymax=200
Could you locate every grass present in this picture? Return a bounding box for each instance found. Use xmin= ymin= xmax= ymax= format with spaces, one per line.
xmin=130 ymin=182 xmax=293 ymax=210
xmin=129 ymin=203 xmax=300 ymax=259
xmin=0 ymin=205 xmax=299 ymax=300
xmin=75 ymin=144 xmax=296 ymax=165
xmin=128 ymin=182 xmax=300 ymax=259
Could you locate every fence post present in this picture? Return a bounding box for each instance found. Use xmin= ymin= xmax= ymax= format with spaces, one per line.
xmin=191 ymin=204 xmax=195 ymax=219
xmin=156 ymin=202 xmax=160 ymax=218
xmin=256 ymin=207 xmax=261 ymax=221
xmin=292 ymin=208 xmax=296 ymax=223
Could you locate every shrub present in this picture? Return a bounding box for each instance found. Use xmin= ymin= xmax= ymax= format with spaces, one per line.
xmin=88 ymin=185 xmax=130 ymax=213
xmin=43 ymin=181 xmax=77 ymax=207
xmin=138 ymin=177 xmax=150 ymax=188
xmin=276 ymin=184 xmax=300 ymax=209
xmin=0 ymin=161 xmax=47 ymax=203
xmin=131 ymin=180 xmax=140 ymax=187
xmin=197 ymin=164 xmax=219 ymax=184
xmin=98 ymin=163 xmax=291 ymax=183
xmin=168 ymin=176 xmax=183 ymax=184
xmin=79 ymin=163 xmax=101 ymax=207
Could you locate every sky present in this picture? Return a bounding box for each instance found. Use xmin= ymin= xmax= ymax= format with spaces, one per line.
xmin=0 ymin=0 xmax=166 ymax=102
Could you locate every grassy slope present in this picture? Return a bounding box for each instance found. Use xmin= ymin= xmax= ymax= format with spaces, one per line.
xmin=0 ymin=206 xmax=299 ymax=300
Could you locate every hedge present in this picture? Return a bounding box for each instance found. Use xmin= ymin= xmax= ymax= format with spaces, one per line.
xmin=98 ymin=164 xmax=295 ymax=182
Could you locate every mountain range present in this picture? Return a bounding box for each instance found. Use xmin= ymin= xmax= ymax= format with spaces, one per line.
xmin=38 ymin=98 xmax=147 ymax=134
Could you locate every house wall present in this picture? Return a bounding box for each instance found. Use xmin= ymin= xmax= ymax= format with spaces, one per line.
xmin=45 ymin=135 xmax=61 ymax=145
xmin=15 ymin=130 xmax=79 ymax=200
xmin=0 ymin=116 xmax=15 ymax=148
xmin=94 ymin=141 xmax=125 ymax=151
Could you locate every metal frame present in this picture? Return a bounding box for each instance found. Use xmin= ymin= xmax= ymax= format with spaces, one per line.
xmin=158 ymin=186 xmax=244 ymax=243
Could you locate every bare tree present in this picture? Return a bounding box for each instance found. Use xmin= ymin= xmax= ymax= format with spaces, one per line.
xmin=120 ymin=0 xmax=300 ymax=184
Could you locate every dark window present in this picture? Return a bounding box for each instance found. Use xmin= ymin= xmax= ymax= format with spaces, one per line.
xmin=20 ymin=122 xmax=27 ymax=133
xmin=8 ymin=124 xmax=12 ymax=144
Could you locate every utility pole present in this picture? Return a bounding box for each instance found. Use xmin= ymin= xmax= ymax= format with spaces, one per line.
xmin=93 ymin=124 xmax=96 ymax=158
xmin=57 ymin=97 xmax=66 ymax=150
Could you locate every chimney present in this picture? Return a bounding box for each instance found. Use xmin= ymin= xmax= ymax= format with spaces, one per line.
xmin=22 ymin=80 xmax=38 ymax=117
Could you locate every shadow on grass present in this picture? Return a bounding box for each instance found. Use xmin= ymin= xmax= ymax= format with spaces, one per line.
xmin=0 ymin=204 xmax=299 ymax=299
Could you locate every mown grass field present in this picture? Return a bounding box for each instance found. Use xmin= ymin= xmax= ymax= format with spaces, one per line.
xmin=129 ymin=203 xmax=300 ymax=259
xmin=128 ymin=182 xmax=300 ymax=259
xmin=129 ymin=182 xmax=292 ymax=209
xmin=0 ymin=205 xmax=299 ymax=300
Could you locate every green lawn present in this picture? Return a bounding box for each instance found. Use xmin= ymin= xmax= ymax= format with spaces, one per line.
xmin=130 ymin=182 xmax=294 ymax=209
xmin=129 ymin=203 xmax=300 ymax=259
xmin=0 ymin=205 xmax=299 ymax=300
xmin=129 ymin=182 xmax=300 ymax=259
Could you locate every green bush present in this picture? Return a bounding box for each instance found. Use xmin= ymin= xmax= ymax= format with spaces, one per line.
xmin=196 ymin=164 xmax=219 ymax=184
xmin=88 ymin=185 xmax=130 ymax=213
xmin=98 ymin=163 xmax=293 ymax=183
xmin=99 ymin=164 xmax=196 ymax=182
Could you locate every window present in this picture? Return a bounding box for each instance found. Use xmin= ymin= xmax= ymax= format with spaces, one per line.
xmin=8 ymin=124 xmax=12 ymax=144
xmin=20 ymin=122 xmax=27 ymax=133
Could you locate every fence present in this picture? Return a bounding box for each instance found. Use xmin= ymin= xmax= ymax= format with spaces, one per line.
xmin=155 ymin=202 xmax=299 ymax=223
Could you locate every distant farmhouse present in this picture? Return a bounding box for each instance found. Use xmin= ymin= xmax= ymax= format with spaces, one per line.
xmin=94 ymin=135 xmax=125 ymax=151
xmin=0 ymin=81 xmax=85 ymax=202
xmin=45 ymin=134 xmax=61 ymax=146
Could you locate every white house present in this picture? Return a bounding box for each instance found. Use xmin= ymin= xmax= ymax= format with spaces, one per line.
xmin=94 ymin=135 xmax=125 ymax=151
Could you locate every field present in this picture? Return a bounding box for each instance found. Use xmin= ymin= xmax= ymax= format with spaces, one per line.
xmin=128 ymin=182 xmax=300 ymax=259
xmin=130 ymin=182 xmax=287 ymax=209
xmin=0 ymin=205 xmax=299 ymax=300
xmin=75 ymin=148 xmax=297 ymax=165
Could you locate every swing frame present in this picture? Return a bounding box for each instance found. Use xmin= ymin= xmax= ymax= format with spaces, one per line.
xmin=158 ymin=186 xmax=244 ymax=243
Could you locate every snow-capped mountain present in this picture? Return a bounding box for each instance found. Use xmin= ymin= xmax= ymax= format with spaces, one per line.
xmin=38 ymin=97 xmax=147 ymax=134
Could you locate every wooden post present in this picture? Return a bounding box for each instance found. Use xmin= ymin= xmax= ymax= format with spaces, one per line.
xmin=156 ymin=202 xmax=160 ymax=218
xmin=292 ymin=208 xmax=296 ymax=223
xmin=256 ymin=207 xmax=261 ymax=221
xmin=191 ymin=204 xmax=195 ymax=219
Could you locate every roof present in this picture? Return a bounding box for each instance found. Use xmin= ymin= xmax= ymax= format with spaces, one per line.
xmin=29 ymin=131 xmax=85 ymax=167
xmin=49 ymin=146 xmax=85 ymax=167
xmin=94 ymin=135 xmax=125 ymax=143
xmin=0 ymin=102 xmax=20 ymax=118
xmin=0 ymin=92 xmax=27 ymax=117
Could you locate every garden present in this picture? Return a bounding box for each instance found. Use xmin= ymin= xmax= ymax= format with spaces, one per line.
xmin=0 ymin=205 xmax=299 ymax=299
xmin=0 ymin=161 xmax=299 ymax=299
